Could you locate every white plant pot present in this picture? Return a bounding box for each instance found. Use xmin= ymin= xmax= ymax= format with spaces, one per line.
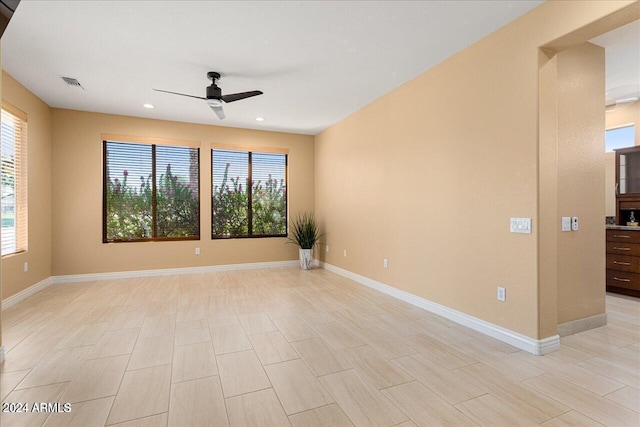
xmin=299 ymin=248 xmax=313 ymax=270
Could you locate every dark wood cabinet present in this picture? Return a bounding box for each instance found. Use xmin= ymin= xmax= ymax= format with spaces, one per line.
xmin=615 ymin=146 xmax=640 ymax=225
xmin=606 ymin=229 xmax=640 ymax=297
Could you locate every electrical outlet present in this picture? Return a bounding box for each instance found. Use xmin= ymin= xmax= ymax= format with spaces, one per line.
xmin=497 ymin=286 xmax=506 ymax=302
xmin=343 ymin=249 xmax=347 ymax=257
xmin=571 ymin=217 xmax=579 ymax=231
xmin=383 ymin=258 xmax=388 ymax=268
xmin=195 ymin=247 xmax=200 ymax=255
xmin=24 ymin=262 xmax=28 ymax=272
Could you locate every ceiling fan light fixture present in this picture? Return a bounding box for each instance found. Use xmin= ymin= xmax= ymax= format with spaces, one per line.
xmin=207 ymin=99 xmax=223 ymax=108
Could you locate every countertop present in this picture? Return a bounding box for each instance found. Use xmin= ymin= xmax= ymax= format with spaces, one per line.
xmin=606 ymin=225 xmax=640 ymax=230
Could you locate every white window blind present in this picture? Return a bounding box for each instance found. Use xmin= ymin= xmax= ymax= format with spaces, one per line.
xmin=1 ymin=105 xmax=28 ymax=256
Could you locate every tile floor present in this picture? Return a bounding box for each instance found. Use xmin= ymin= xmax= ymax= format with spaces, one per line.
xmin=0 ymin=267 xmax=638 ymax=426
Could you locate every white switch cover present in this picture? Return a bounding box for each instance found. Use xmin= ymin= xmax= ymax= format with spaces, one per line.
xmin=497 ymin=286 xmax=506 ymax=302
xmin=195 ymin=247 xmax=200 ymax=255
xmin=561 ymin=217 xmax=571 ymax=232
xmin=571 ymin=217 xmax=579 ymax=231
xmin=383 ymin=259 xmax=388 ymax=269
xmin=510 ymin=218 xmax=531 ymax=234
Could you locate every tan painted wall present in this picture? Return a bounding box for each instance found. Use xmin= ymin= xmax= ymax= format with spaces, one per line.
xmin=605 ymin=102 xmax=640 ymax=217
xmin=51 ymin=109 xmax=314 ymax=276
xmin=315 ymin=1 xmax=634 ymax=339
xmin=556 ymin=43 xmax=606 ymax=324
xmin=1 ymin=72 xmax=52 ymax=299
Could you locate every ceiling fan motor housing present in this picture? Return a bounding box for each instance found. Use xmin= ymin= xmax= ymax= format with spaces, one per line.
xmin=206 ymin=84 xmax=222 ymax=99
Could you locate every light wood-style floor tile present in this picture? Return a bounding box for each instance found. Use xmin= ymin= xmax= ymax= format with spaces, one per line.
xmin=172 ymin=341 xmax=218 ymax=383
xmin=3 ymin=270 xmax=639 ymax=427
xmin=217 ymin=350 xmax=272 ymax=398
xmin=61 ymin=354 xmax=129 ymax=403
xmin=392 ymin=353 xmax=486 ymax=405
xmin=0 ymin=369 xmax=30 ymax=401
xmin=88 ymin=328 xmax=139 ymax=359
xmin=312 ymin=322 xmax=366 ymax=350
xmin=541 ymin=410 xmax=606 ymax=427
xmin=2 ymin=383 xmax=68 ymax=427
xmin=17 ymin=346 xmax=91 ymax=389
xmin=319 ymin=369 xmax=408 ymax=426
xmin=107 ymin=364 xmax=171 ymax=425
xmin=127 ymin=334 xmax=174 ymax=371
xmin=291 ymin=337 xmax=352 ymax=377
xmin=401 ymin=333 xmax=476 ymax=370
xmin=139 ymin=315 xmax=176 ymax=339
xmin=108 ymin=413 xmax=168 ymax=427
xmin=249 ymin=331 xmax=299 ymax=365
xmin=108 ymin=311 xmax=146 ymax=331
xmin=264 ymin=359 xmax=334 ymax=415
xmin=455 ymin=393 xmax=539 ymax=426
xmin=339 ymin=345 xmax=414 ymax=390
xmin=43 ymin=396 xmax=114 ymax=427
xmin=174 ymin=319 xmax=211 ymax=347
xmin=288 ymin=404 xmax=353 ymax=427
xmin=55 ymin=322 xmax=109 ymax=349
xmin=211 ymin=324 xmax=253 ymax=355
xmin=524 ymin=374 xmax=640 ymax=426
xmin=382 ymin=380 xmax=477 ymax=426
xmin=238 ymin=312 xmax=278 ymax=335
xmin=604 ymin=385 xmax=640 ymax=413
xmin=168 ymin=376 xmax=228 ymax=427
xmin=225 ymin=388 xmax=291 ymax=427
xmin=455 ymin=362 xmax=569 ymax=423
xmin=274 ymin=316 xmax=319 ymax=342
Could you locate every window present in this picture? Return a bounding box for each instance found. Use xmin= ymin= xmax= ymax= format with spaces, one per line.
xmin=1 ymin=104 xmax=28 ymax=256
xmin=103 ymin=140 xmax=200 ymax=242
xmin=212 ymin=149 xmax=287 ymax=238
xmin=606 ymin=125 xmax=635 ymax=153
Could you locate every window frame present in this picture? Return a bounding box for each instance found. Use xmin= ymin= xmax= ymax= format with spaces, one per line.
xmin=102 ymin=138 xmax=201 ymax=243
xmin=1 ymin=102 xmax=28 ymax=257
xmin=211 ymin=147 xmax=288 ymax=239
xmin=606 ymin=124 xmax=636 ymax=153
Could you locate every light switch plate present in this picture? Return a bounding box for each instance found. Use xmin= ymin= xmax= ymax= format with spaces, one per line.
xmin=561 ymin=217 xmax=571 ymax=232
xmin=510 ymin=218 xmax=531 ymax=234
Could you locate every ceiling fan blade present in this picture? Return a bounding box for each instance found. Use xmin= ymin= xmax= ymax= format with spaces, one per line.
xmin=221 ymin=91 xmax=263 ymax=103
xmin=153 ymin=88 xmax=207 ymax=100
xmin=210 ymin=104 xmax=225 ymax=120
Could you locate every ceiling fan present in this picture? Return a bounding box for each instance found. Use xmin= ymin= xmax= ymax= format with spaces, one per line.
xmin=153 ymin=72 xmax=263 ymax=120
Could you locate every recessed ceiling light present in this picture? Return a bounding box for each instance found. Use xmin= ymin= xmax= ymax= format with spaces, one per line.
xmin=256 ymin=117 xmax=264 ymax=122
xmin=143 ymin=103 xmax=154 ymax=109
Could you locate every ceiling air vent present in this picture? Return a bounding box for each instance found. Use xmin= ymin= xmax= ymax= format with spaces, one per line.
xmin=61 ymin=77 xmax=84 ymax=90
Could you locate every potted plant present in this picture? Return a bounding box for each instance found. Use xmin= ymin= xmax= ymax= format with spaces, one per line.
xmin=288 ymin=212 xmax=323 ymax=270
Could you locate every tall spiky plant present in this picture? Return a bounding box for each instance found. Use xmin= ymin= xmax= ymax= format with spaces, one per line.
xmin=288 ymin=212 xmax=323 ymax=249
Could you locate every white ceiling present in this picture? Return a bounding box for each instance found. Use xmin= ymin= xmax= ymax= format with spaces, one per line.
xmin=1 ymin=1 xmax=545 ymax=135
xmin=591 ymin=19 xmax=640 ymax=105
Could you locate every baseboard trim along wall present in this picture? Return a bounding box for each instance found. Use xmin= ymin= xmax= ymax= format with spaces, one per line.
xmin=1 ymin=259 xmax=560 ymax=355
xmin=2 ymin=276 xmax=54 ymax=310
xmin=557 ymin=313 xmax=607 ymax=337
xmin=317 ymin=260 xmax=560 ymax=355
xmin=1 ymin=260 xmax=298 ymax=310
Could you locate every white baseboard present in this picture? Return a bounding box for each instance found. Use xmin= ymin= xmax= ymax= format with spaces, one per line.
xmin=557 ymin=313 xmax=607 ymax=337
xmin=2 ymin=276 xmax=54 ymax=310
xmin=317 ymin=260 xmax=560 ymax=355
xmin=2 ymin=260 xmax=298 ymax=310
xmin=51 ymin=260 xmax=298 ymax=284
xmin=0 ymin=345 xmax=5 ymax=363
